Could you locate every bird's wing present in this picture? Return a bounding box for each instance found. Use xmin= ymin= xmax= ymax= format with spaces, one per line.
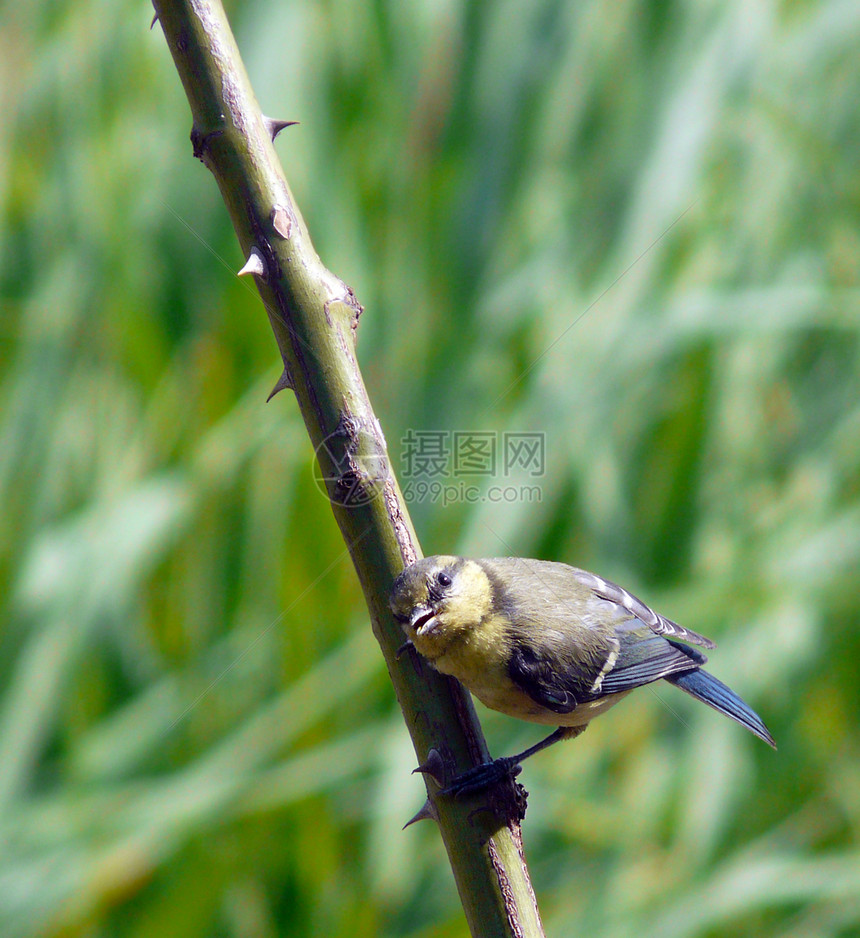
xmin=508 ymin=628 xmax=700 ymax=711
xmin=480 ymin=559 xmax=711 ymax=712
xmin=596 ymin=631 xmax=699 ymax=694
xmin=507 ymin=643 xmax=582 ymax=713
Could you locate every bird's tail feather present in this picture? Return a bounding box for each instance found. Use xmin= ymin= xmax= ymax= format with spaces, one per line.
xmin=666 ymin=668 xmax=776 ymax=748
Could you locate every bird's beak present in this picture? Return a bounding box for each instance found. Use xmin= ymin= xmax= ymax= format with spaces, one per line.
xmin=409 ymin=604 xmax=435 ymax=633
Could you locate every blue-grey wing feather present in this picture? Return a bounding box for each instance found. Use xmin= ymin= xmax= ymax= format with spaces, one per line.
xmin=577 ymin=570 xmax=716 ymax=649
xmin=597 ymin=632 xmax=698 ymax=694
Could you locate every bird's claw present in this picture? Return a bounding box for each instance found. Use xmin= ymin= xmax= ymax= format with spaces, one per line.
xmin=440 ymin=757 xmax=522 ymax=797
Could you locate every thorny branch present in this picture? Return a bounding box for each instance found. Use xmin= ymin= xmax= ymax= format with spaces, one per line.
xmin=152 ymin=1 xmax=546 ymax=935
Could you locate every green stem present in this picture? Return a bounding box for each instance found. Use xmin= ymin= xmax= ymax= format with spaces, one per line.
xmin=152 ymin=1 xmax=545 ymax=934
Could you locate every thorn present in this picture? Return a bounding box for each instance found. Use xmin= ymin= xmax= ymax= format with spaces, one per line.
xmin=263 ymin=117 xmax=299 ymax=141
xmin=266 ymin=367 xmax=292 ymax=402
xmin=150 ymin=11 xmax=159 ymax=29
xmin=395 ymin=640 xmax=414 ymax=660
xmin=412 ymin=748 xmax=446 ymax=787
xmin=403 ymin=798 xmax=438 ymax=830
xmin=271 ymin=206 xmax=292 ymax=240
xmin=237 ymin=247 xmax=267 ymax=279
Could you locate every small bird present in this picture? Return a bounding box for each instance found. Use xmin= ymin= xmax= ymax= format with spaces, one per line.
xmin=390 ymin=555 xmax=775 ymax=796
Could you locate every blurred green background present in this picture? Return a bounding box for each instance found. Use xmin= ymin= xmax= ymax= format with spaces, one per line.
xmin=2 ymin=0 xmax=859 ymax=935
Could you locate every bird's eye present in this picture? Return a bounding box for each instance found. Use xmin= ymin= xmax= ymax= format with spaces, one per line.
xmin=436 ymin=571 xmax=452 ymax=588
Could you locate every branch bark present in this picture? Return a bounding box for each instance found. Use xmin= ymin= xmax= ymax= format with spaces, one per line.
xmin=152 ymin=2 xmax=545 ymax=934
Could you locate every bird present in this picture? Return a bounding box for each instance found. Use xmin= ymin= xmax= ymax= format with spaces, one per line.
xmin=389 ymin=555 xmax=775 ymax=796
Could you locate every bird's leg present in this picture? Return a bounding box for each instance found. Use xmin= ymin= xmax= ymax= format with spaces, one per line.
xmin=441 ymin=725 xmax=586 ymax=797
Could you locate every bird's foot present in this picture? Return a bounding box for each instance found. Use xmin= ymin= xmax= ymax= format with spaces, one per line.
xmin=440 ymin=756 xmax=522 ymax=797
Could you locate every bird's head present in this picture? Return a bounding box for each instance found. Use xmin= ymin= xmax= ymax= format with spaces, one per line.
xmin=389 ymin=555 xmax=492 ymax=660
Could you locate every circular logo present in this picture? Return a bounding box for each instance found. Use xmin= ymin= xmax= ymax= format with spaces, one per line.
xmin=312 ymin=426 xmax=388 ymax=507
